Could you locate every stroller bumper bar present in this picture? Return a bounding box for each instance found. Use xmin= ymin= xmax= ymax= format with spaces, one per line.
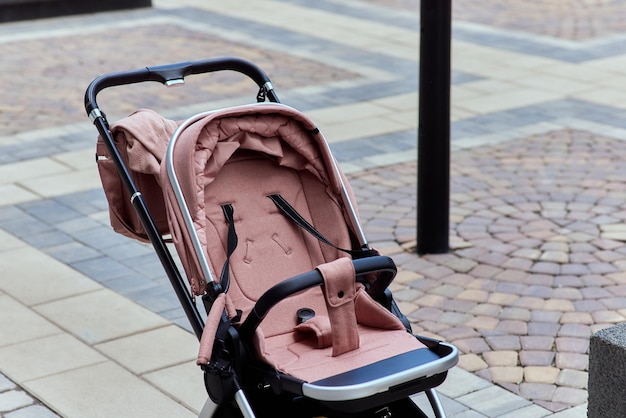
xmin=238 ymin=256 xmax=397 ymax=341
xmin=84 ymin=57 xmax=279 ymax=117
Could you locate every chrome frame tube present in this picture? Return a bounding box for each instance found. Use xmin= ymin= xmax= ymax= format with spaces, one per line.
xmin=165 ymin=110 xmax=217 ymax=284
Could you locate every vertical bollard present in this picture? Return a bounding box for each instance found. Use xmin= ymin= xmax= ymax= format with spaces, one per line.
xmin=417 ymin=0 xmax=452 ymax=254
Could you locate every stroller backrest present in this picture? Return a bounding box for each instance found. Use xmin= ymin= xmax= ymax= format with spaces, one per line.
xmin=162 ymin=103 xmax=362 ymax=337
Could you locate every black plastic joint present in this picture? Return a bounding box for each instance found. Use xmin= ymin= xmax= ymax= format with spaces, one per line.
xmin=204 ymin=282 xmax=224 ymax=304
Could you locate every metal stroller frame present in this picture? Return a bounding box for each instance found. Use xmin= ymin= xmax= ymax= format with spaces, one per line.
xmin=85 ymin=57 xmax=458 ymax=418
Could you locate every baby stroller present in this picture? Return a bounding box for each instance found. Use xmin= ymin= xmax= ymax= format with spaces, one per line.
xmin=85 ymin=57 xmax=458 ymax=418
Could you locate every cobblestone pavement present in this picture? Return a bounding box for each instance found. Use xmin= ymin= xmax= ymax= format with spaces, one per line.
xmin=370 ymin=0 xmax=626 ymax=40
xmin=3 ymin=0 xmax=626 ymax=416
xmin=350 ymin=128 xmax=626 ymax=411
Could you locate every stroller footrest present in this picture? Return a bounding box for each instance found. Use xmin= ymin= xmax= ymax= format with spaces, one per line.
xmin=302 ymin=342 xmax=458 ymax=402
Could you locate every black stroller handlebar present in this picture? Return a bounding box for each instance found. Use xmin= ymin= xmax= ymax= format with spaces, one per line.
xmin=84 ymin=56 xmax=278 ymax=117
xmin=238 ymin=256 xmax=397 ymax=341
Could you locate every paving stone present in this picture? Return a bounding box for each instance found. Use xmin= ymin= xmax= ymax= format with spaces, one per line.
xmin=488 ymin=366 xmax=524 ymax=384
xmin=411 ymin=307 xmax=443 ymax=322
xmin=552 ymin=287 xmax=583 ymax=301
xmin=431 ymin=284 xmax=465 ymax=298
xmin=559 ymin=312 xmax=593 ymax=324
xmin=519 ymin=351 xmax=555 ymax=367
xmin=0 ymin=374 xmax=16 ymax=392
xmin=457 ymin=289 xmax=489 ymax=303
xmin=543 ymin=299 xmax=575 ymax=312
xmin=555 ymin=353 xmax=589 ymax=371
xmin=469 ymin=303 xmax=503 ymax=317
xmin=556 ymin=369 xmax=588 ymax=389
xmin=512 ymin=297 xmax=546 ymax=310
xmin=486 ymin=335 xmax=521 ymax=351
xmin=558 ymin=324 xmax=591 ymax=338
xmin=534 ymin=400 xmax=570 ymax=414
xmin=588 ymin=262 xmax=619 ymax=274
xmin=495 ymin=320 xmax=528 ymax=335
xmin=458 ymin=353 xmax=488 ymax=372
xmin=442 ymin=273 xmax=477 ymax=288
xmin=441 ymin=299 xmax=477 ymax=320
xmin=573 ymin=299 xmax=605 ymax=312
xmin=500 ymin=307 xmax=531 ymax=321
xmin=561 ymin=263 xmax=591 ymax=276
xmin=469 ymin=264 xmax=503 ymax=279
xmin=456 ymin=386 xmax=530 ymax=417
xmin=465 ymin=315 xmax=500 ymax=331
xmin=488 ymin=292 xmax=519 ymax=306
xmin=521 ymin=336 xmax=555 ymax=351
xmin=524 ymin=366 xmax=560 ymax=384
xmin=523 ymin=285 xmax=553 ymax=299
xmin=452 ymin=337 xmax=491 ymax=354
xmin=519 ymin=383 xmax=557 ymax=402
xmin=5 ymin=405 xmax=60 ymax=418
xmin=531 ymin=262 xmax=561 ymax=275
xmin=540 ymin=251 xmax=569 ymax=263
xmin=528 ymin=322 xmax=561 ymax=337
xmin=591 ymin=310 xmax=625 ymax=323
xmin=482 ymin=350 xmax=518 ymax=367
xmin=496 ymin=282 xmax=527 ymax=296
xmin=495 ymin=269 xmax=529 ymax=284
xmin=415 ymin=293 xmax=448 ymax=308
xmin=497 ymin=403 xmax=553 ymax=418
xmin=501 ymin=257 xmax=534 ymax=270
xmin=555 ymin=337 xmax=589 ymax=354
xmin=420 ymin=265 xmax=456 ymax=280
xmin=0 ymin=390 xmax=33 ymax=413
xmin=552 ymin=387 xmax=588 ymax=406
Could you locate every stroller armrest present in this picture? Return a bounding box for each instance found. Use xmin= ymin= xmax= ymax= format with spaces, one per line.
xmin=238 ymin=256 xmax=397 ymax=341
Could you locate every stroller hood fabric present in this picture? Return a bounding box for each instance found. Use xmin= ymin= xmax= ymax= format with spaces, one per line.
xmin=161 ymin=103 xmax=362 ymax=296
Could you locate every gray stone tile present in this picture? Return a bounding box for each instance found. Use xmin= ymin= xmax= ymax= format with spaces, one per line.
xmin=46 ymin=241 xmax=102 ymax=264
xmin=103 ymin=274 xmax=158 ymax=295
xmin=55 ymin=189 xmax=109 ymax=215
xmin=21 ymin=230 xmax=74 ymax=249
xmin=0 ymin=213 xmax=54 ymax=238
xmin=412 ymin=391 xmax=470 ymax=417
xmin=98 ymin=240 xmax=154 ymax=261
xmin=456 ymin=386 xmax=531 ymax=417
xmin=19 ymin=199 xmax=82 ymax=224
xmin=119 ymin=252 xmax=169 ymax=279
xmin=55 ymin=216 xmax=107 ymax=235
xmin=71 ymin=227 xmax=130 ymax=250
xmin=70 ymin=256 xmax=136 ymax=282
xmin=0 ymin=373 xmax=16 ymax=392
xmin=0 ymin=390 xmax=33 ymax=413
xmin=5 ymin=405 xmax=60 ymax=418
xmin=127 ymin=285 xmax=182 ymax=314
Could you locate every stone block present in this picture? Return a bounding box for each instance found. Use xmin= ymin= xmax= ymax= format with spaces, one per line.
xmin=589 ymin=323 xmax=626 ymax=417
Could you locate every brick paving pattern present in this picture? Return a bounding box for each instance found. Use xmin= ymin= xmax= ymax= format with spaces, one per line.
xmin=348 ymin=128 xmax=626 ymax=411
xmin=368 ymin=0 xmax=626 ymax=40
xmin=0 ymin=21 xmax=357 ymax=136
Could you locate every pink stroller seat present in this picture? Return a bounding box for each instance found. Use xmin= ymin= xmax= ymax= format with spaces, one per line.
xmin=161 ymin=102 xmax=457 ymax=412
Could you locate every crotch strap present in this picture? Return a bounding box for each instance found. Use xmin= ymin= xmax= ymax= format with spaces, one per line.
xmin=316 ymin=257 xmax=360 ymax=356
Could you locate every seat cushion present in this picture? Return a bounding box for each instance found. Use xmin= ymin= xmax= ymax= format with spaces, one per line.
xmin=253 ymin=287 xmax=428 ymax=382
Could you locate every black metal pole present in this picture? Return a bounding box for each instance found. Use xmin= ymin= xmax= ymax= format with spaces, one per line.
xmin=417 ymin=0 xmax=451 ymax=254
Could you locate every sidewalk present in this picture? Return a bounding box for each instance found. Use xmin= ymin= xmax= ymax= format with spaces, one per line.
xmin=3 ymin=0 xmax=626 ymax=416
